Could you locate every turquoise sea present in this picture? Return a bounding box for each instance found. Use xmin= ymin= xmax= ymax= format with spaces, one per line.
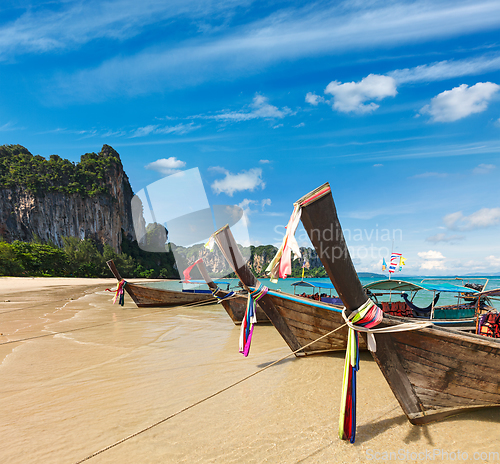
xmin=143 ymin=275 xmax=500 ymax=310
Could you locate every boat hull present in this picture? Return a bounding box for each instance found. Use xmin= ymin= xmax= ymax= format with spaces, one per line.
xmin=215 ymin=290 xmax=270 ymax=324
xmin=371 ymin=318 xmax=500 ymax=424
xmin=123 ymin=282 xmax=216 ymax=307
xmin=266 ymin=291 xmax=367 ymax=353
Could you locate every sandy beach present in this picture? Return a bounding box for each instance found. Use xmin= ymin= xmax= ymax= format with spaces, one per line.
xmin=1 ymin=279 xmax=499 ymax=463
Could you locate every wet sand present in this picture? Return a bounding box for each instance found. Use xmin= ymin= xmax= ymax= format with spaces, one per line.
xmin=1 ymin=279 xmax=499 ymax=463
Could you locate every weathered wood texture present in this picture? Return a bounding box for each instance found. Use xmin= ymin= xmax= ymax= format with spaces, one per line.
xmin=267 ymin=292 xmax=367 ymax=352
xmin=298 ymin=183 xmax=500 ymax=424
xmin=106 ymin=260 xmax=215 ymax=307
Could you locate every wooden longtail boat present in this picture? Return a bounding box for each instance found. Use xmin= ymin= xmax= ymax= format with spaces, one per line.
xmin=296 ymin=182 xmax=500 ymax=424
xmin=211 ymin=226 xmax=366 ymax=354
xmin=194 ymin=260 xmax=270 ymax=324
xmin=106 ymin=260 xmax=216 ymax=307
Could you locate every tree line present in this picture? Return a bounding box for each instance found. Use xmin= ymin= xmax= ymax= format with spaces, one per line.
xmin=0 ymin=237 xmax=178 ymax=278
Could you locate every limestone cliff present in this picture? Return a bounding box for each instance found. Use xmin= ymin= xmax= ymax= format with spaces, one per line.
xmin=173 ymin=243 xmax=325 ymax=278
xmin=0 ymin=145 xmax=135 ymax=253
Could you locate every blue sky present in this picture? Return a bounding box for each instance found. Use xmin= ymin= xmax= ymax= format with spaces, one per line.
xmin=1 ymin=0 xmax=500 ymax=275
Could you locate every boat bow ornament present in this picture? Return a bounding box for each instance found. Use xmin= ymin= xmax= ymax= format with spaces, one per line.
xmin=266 ymin=184 xmax=332 ymax=282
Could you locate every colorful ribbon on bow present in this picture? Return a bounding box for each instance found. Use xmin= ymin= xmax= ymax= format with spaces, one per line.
xmin=106 ymin=280 xmax=127 ymax=306
xmin=240 ymin=284 xmax=268 ymax=357
xmin=339 ymin=300 xmax=383 ymax=443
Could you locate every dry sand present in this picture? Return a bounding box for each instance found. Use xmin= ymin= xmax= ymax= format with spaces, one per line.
xmin=0 ymin=279 xmax=499 ymax=463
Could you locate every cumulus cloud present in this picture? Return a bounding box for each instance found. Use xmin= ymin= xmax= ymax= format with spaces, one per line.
xmin=473 ymin=163 xmax=496 ymax=174
xmin=418 ymin=250 xmax=445 ymax=260
xmin=211 ymin=167 xmax=265 ymax=196
xmin=426 ymin=233 xmax=465 ymax=243
xmin=443 ymin=208 xmax=500 ymax=230
xmin=324 ymin=74 xmax=397 ymax=114
xmin=294 ymin=122 xmax=305 ymax=128
xmin=305 ymin=92 xmax=325 ymax=106
xmin=420 ymin=82 xmax=500 ymax=122
xmin=145 ymin=157 xmax=186 ymax=175
xmin=486 ymin=255 xmax=500 ymax=267
xmin=197 ymin=94 xmax=292 ymax=122
xmin=259 ymin=159 xmax=270 ymax=164
xmin=418 ymin=250 xmax=447 ymax=270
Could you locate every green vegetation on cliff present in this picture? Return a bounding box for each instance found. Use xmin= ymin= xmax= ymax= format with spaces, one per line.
xmin=0 ymin=235 xmax=178 ymax=279
xmin=0 ymin=144 xmax=130 ymax=197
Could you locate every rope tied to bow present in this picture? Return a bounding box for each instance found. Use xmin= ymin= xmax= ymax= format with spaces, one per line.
xmin=339 ymin=300 xmax=432 ymax=443
xmin=211 ymin=286 xmax=235 ymax=302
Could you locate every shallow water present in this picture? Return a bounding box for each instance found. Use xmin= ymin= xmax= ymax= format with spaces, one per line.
xmin=1 ymin=284 xmax=499 ymax=463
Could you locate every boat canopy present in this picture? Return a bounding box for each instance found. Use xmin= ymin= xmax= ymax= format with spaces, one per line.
xmin=364 ymin=279 xmax=479 ymax=293
xmin=180 ymin=279 xmax=230 ymax=285
xmin=291 ymin=280 xmax=336 ymax=290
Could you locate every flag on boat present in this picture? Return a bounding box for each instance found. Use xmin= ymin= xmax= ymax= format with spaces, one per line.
xmin=204 ymin=236 xmax=215 ymax=252
xmin=382 ymin=258 xmax=387 ymax=271
xmin=388 ymin=253 xmax=402 ymax=273
xmin=399 ymin=256 xmax=406 ymax=271
xmin=183 ymin=258 xmax=203 ymax=282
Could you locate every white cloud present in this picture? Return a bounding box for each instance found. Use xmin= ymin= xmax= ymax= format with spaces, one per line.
xmin=418 ymin=250 xmax=447 ymax=270
xmin=273 ymin=124 xmax=284 ymax=129
xmin=131 ymin=122 xmax=199 ymax=138
xmin=418 ymin=250 xmax=445 ymax=260
xmin=294 ymin=122 xmax=305 ymax=128
xmin=305 ymin=92 xmax=325 ymax=106
xmin=195 ymin=94 xmax=292 ymax=123
xmin=389 ymin=54 xmax=500 ymax=84
xmin=486 ymin=255 xmax=500 ymax=267
xmin=145 ymin=157 xmax=186 ymax=175
xmin=261 ymin=198 xmax=271 ymax=210
xmin=211 ymin=168 xmax=265 ymax=196
xmin=420 ymin=261 xmax=448 ymax=271
xmin=426 ymin=233 xmax=465 ymax=243
xmin=443 ymin=208 xmax=500 ymax=230
xmin=259 ymin=159 xmax=270 ymax=164
xmin=473 ymin=163 xmax=496 ymax=174
xmin=411 ymin=172 xmax=448 ymax=179
xmin=0 ymin=0 xmax=252 ymax=59
xmin=420 ymin=82 xmax=500 ymax=122
xmin=50 ymin=1 xmax=500 ymax=101
xmin=373 ymin=164 xmax=383 ymax=167
xmin=324 ymin=74 xmax=397 ymax=114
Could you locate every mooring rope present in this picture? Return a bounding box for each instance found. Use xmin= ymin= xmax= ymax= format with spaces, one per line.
xmin=0 ymin=297 xmax=221 ymax=346
xmin=74 ymin=322 xmax=348 ymax=463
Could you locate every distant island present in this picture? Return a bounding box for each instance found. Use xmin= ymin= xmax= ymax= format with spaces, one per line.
xmin=357 ymin=272 xmax=386 ymax=279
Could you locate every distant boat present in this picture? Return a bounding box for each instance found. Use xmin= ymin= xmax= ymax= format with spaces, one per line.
xmin=297 ymin=182 xmax=500 ymax=425
xmin=106 ymin=260 xmax=216 ymax=307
